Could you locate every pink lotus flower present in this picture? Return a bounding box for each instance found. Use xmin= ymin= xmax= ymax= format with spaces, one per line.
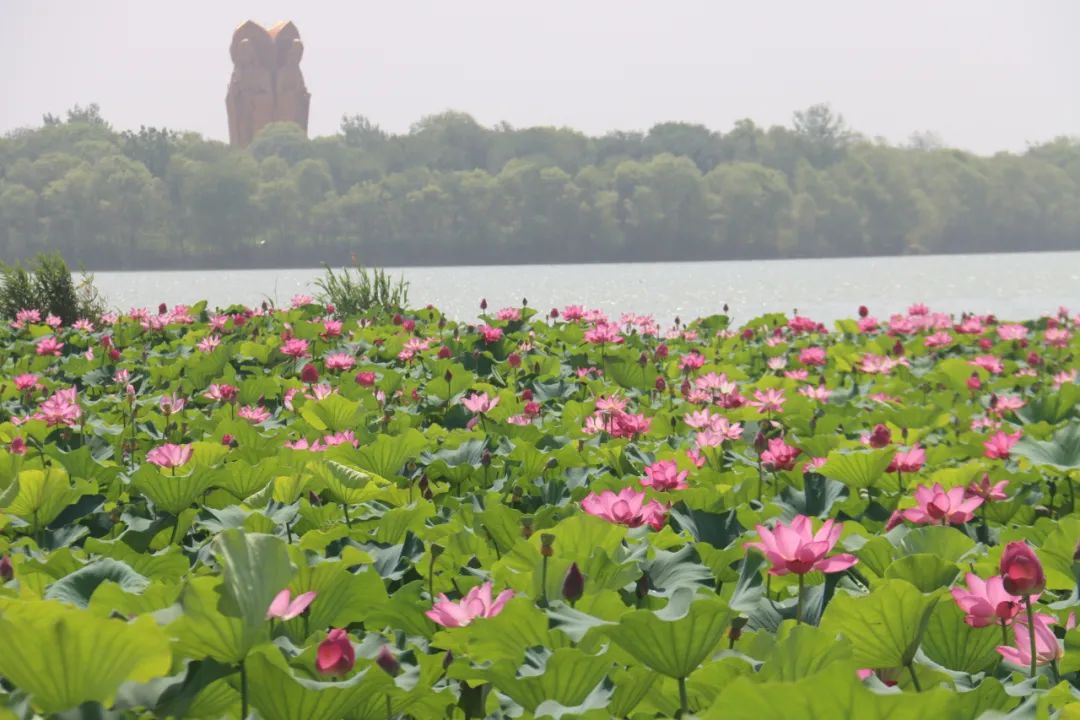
xmin=462 ymin=392 xmax=499 ymax=414
xmin=984 ymin=430 xmax=1021 ymax=460
xmin=799 ymin=385 xmax=831 ymax=402
xmin=425 ymin=581 xmax=514 ymax=628
xmin=324 ymin=353 xmax=356 ymax=371
xmin=923 ymin=331 xmax=953 ymax=348
xmin=863 ymin=424 xmax=892 ymax=448
xmin=798 ymin=347 xmax=826 ymax=366
xmin=280 ymin=338 xmax=310 ymax=358
xmin=34 ymin=387 xmax=81 ymax=427
xmin=749 ymin=388 xmax=786 ymax=414
xmin=641 ymin=460 xmax=689 ymax=491
xmin=745 ymin=515 xmax=857 ymax=576
xmin=321 ymin=319 xmax=343 ymax=338
xmin=35 ymin=336 xmax=64 ymax=356
xmin=581 ymin=487 xmax=667 ymax=530
xmin=584 ymin=323 xmax=624 ymax=345
xmin=496 ymin=307 xmax=521 ymax=321
xmin=355 ymin=371 xmax=377 ymax=386
xmin=901 ymin=483 xmax=982 ymax=525
xmin=802 ymin=456 xmax=828 ymax=473
xmin=316 ymin=628 xmax=356 ymax=675
xmin=970 ymin=355 xmax=1004 ymax=374
xmin=266 ymin=588 xmax=317 ymax=620
xmin=1000 ymin=542 xmax=1046 ymax=596
xmin=204 ymin=384 xmax=238 ymax=402
xmin=997 ymin=324 xmax=1028 ymax=341
xmin=478 ymin=324 xmax=503 ymax=343
xmin=196 ymin=335 xmax=220 ymax=353
xmin=951 ymin=573 xmax=1024 ymax=628
xmin=761 ymin=437 xmax=801 ymax=471
xmin=159 ymin=393 xmax=186 ymax=415
xmin=9 ymin=437 xmax=26 ymax=455
xmin=14 ymin=374 xmax=39 ymax=392
xmin=679 ymin=352 xmax=706 ymax=371
xmin=887 ymin=446 xmax=925 ymax=473
xmin=146 ymin=443 xmax=193 ymax=469
xmin=966 ymin=474 xmax=1009 ymax=502
xmin=238 ymin=405 xmax=270 ymax=424
xmin=997 ymin=614 xmax=1061 ymax=668
xmin=290 ymin=294 xmax=314 ymax=308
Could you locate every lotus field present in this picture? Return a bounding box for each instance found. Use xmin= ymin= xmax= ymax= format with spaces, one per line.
xmin=4 ymin=298 xmax=1080 ymax=719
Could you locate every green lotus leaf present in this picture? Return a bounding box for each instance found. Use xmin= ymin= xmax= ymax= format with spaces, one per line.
xmin=131 ymin=465 xmax=214 ymax=516
xmin=1012 ymin=421 xmax=1080 ymax=470
xmin=607 ymin=589 xmax=731 ymax=679
xmin=920 ymin=600 xmax=1000 ymax=674
xmin=0 ymin=599 xmax=171 ymax=713
xmin=819 ymin=579 xmax=939 ymax=669
xmin=818 ymin=448 xmax=894 ymax=490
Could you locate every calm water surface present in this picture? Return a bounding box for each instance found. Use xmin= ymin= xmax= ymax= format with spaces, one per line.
xmin=94 ymin=252 xmax=1080 ymax=324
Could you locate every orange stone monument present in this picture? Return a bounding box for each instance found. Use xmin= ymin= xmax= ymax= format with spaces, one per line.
xmin=226 ymin=21 xmax=310 ymax=147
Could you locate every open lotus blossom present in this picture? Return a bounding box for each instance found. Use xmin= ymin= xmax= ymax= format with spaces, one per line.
xmin=798 ymin=346 xmax=826 ymax=366
xmin=760 ymin=437 xmax=801 ymax=471
xmin=749 ymin=388 xmax=786 ymax=414
xmin=204 ymin=384 xmax=238 ymax=402
xmin=997 ymin=613 xmax=1061 ymax=668
xmin=426 ymin=581 xmax=514 ymax=628
xmin=316 ymin=628 xmax=356 ymax=675
xmin=238 ymin=405 xmax=271 ymax=423
xmin=966 ymin=474 xmax=1009 ymax=502
xmin=583 ymin=323 xmax=624 ymax=345
xmin=280 ymin=338 xmax=310 ymax=358
xmin=34 ymin=387 xmax=81 ymax=427
xmin=324 ymin=352 xmax=356 ymax=371
xmin=266 ymin=588 xmax=317 ymax=620
xmin=159 ymin=393 xmax=186 ymax=415
xmin=14 ymin=374 xmax=39 ymax=391
xmin=951 ymin=573 xmax=1025 ymax=628
xmin=35 ymin=336 xmax=64 ymax=356
xmin=901 ymin=483 xmax=983 ymax=525
xmin=640 ymin=460 xmax=689 ymax=491
xmin=146 ymin=443 xmax=193 ymax=469
xmin=462 ymin=392 xmax=499 ymax=414
xmin=745 ymin=515 xmax=857 ymax=576
xmin=581 ymin=487 xmax=667 ymax=530
xmin=983 ymin=430 xmax=1021 ymax=459
xmin=887 ymin=445 xmax=925 ymax=473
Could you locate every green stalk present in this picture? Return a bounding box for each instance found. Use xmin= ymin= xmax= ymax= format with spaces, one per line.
xmin=677 ymin=675 xmax=689 ymax=717
xmin=240 ymin=659 xmax=249 ymax=718
xmin=796 ymin=573 xmax=805 ymax=625
xmin=906 ymin=663 xmax=922 ymax=692
xmin=1025 ymin=595 xmax=1037 ymax=679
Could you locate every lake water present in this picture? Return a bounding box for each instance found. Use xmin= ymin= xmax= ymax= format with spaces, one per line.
xmin=93 ymin=251 xmax=1080 ymax=324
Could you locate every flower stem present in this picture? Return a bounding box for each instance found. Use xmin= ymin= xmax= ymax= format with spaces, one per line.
xmin=906 ymin=663 xmax=922 ymax=692
xmin=796 ymin=573 xmax=805 ymax=625
xmin=240 ymin=659 xmax=249 ymax=719
xmin=1000 ymin=619 xmax=1008 ymax=647
xmin=677 ymin=675 xmax=689 ymax=717
xmin=1025 ymin=595 xmax=1037 ymax=679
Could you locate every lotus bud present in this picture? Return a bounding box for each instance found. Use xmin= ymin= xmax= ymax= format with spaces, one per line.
xmin=0 ymin=555 xmax=13 ymax=582
xmin=858 ymin=305 xmax=869 ymax=318
xmin=635 ymin=574 xmax=650 ymax=599
xmin=315 ymin=628 xmax=355 ymax=676
xmin=1001 ymin=542 xmax=1046 ymax=596
xmin=562 ymin=562 xmax=584 ymax=603
xmin=480 ymin=298 xmax=488 ymax=310
xmin=376 ymin=645 xmax=400 ymax=676
xmin=300 ymin=363 xmax=320 ymax=384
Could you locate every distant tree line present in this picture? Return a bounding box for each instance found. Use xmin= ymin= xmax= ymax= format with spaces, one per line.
xmin=1 ymin=103 xmax=1078 ymax=269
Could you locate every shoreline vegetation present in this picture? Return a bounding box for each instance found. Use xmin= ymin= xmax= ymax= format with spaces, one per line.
xmin=0 ymin=292 xmax=1078 ymax=716
xmin=1 ymin=103 xmax=1078 ymax=271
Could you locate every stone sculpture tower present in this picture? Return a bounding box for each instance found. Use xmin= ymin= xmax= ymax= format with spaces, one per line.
xmin=226 ymin=21 xmax=310 ymax=147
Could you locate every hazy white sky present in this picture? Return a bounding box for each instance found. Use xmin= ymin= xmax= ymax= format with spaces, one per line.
xmin=3 ymin=1 xmax=1077 ymax=154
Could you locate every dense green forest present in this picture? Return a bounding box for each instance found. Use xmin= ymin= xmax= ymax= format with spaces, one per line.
xmin=1 ymin=103 xmax=1078 ymax=269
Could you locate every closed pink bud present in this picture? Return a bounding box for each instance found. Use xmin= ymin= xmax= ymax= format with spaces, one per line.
xmin=1000 ymin=542 xmax=1045 ymax=596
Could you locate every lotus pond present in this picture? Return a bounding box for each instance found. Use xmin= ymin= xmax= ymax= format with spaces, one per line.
xmin=2 ymin=299 xmax=1080 ymax=719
